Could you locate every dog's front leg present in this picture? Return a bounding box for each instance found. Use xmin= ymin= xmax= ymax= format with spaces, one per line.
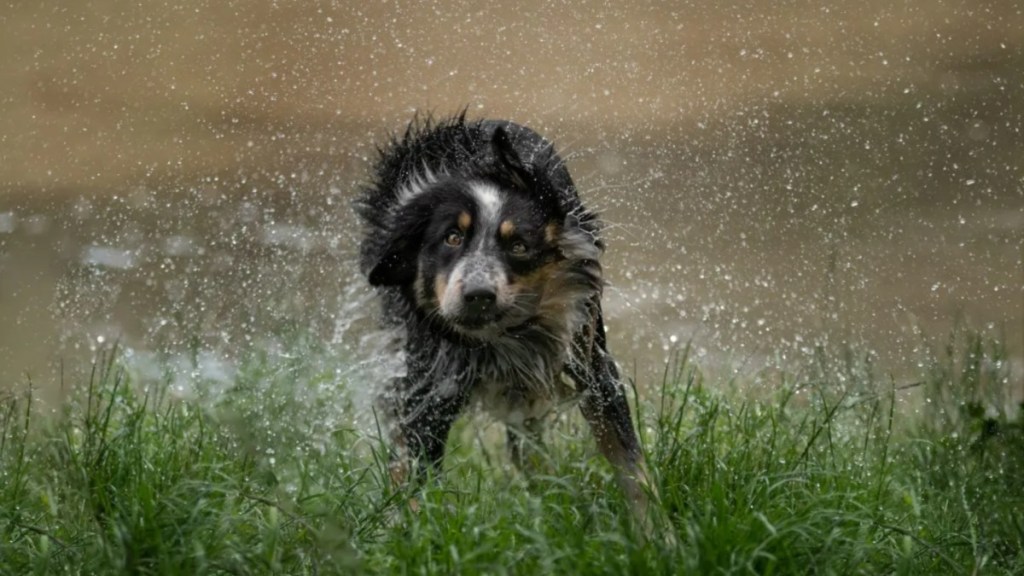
xmin=568 ymin=307 xmax=658 ymax=535
xmin=578 ymin=354 xmax=655 ymax=523
xmin=386 ymin=376 xmax=469 ymax=510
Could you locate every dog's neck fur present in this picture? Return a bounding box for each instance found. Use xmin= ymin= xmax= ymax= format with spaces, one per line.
xmin=396 ymin=293 xmax=587 ymax=426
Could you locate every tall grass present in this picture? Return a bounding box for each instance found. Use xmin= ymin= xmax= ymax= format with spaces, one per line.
xmin=1 ymin=333 xmax=1021 ymax=575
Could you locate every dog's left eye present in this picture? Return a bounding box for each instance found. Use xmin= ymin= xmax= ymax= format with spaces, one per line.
xmin=509 ymin=241 xmax=528 ymax=256
xmin=444 ymin=230 xmax=464 ymax=247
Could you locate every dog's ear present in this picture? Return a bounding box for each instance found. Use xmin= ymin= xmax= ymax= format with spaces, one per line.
xmin=491 ymin=126 xmax=534 ymax=192
xmin=491 ymin=125 xmax=566 ymax=215
xmin=367 ymin=197 xmax=432 ymax=286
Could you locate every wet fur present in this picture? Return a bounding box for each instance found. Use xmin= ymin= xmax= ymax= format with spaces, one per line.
xmin=355 ymin=113 xmax=654 ymax=528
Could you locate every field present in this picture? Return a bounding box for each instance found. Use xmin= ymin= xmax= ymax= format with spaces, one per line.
xmin=1 ymin=331 xmax=1021 ymax=575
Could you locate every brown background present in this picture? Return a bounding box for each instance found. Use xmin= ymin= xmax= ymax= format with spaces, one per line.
xmin=1 ymin=0 xmax=1022 ymax=400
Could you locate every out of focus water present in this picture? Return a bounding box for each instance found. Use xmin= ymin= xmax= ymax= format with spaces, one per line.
xmin=1 ymin=1 xmax=1021 ymax=404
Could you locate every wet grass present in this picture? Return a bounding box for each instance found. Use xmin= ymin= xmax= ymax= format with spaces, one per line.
xmin=1 ymin=332 xmax=1022 ymax=575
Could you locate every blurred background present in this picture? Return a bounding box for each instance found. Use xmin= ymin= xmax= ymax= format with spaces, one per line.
xmin=1 ymin=0 xmax=1022 ymax=403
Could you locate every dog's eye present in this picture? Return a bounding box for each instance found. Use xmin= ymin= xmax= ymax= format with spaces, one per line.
xmin=509 ymin=241 xmax=528 ymax=256
xmin=444 ymin=230 xmax=464 ymax=247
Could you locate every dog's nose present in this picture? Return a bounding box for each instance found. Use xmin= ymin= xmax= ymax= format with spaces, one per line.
xmin=463 ymin=286 xmax=497 ymax=317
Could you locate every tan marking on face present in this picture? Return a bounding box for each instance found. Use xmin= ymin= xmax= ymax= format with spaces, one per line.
xmin=513 ymin=260 xmax=560 ymax=302
xmin=544 ymin=222 xmax=561 ymax=244
xmin=458 ymin=211 xmax=472 ymax=231
xmin=434 ymin=273 xmax=449 ymax=308
xmin=499 ymin=219 xmax=516 ymax=239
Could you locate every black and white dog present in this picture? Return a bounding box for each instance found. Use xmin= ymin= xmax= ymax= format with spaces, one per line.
xmin=356 ymin=114 xmax=653 ymax=522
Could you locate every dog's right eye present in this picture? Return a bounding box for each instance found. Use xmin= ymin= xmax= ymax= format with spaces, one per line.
xmin=444 ymin=230 xmax=464 ymax=247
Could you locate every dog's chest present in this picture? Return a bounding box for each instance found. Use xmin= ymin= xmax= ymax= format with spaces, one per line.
xmin=464 ymin=342 xmax=574 ymax=427
xmin=471 ymin=374 xmax=574 ymax=428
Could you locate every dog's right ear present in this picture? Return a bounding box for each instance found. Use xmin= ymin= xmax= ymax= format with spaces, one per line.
xmin=366 ymin=197 xmax=433 ymax=286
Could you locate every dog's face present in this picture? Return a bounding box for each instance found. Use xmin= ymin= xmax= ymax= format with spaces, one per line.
xmin=421 ymin=181 xmax=564 ymax=337
xmin=370 ymin=178 xmax=569 ymax=339
xmin=365 ymin=125 xmax=603 ymax=341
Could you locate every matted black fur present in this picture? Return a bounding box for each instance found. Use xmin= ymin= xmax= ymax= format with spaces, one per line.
xmin=355 ymin=113 xmax=653 ymax=523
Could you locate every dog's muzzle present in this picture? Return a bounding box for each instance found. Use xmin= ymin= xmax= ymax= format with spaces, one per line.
xmin=444 ymin=251 xmax=511 ymax=330
xmin=460 ymin=284 xmax=498 ymax=325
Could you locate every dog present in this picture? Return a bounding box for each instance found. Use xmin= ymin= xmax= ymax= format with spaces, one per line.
xmin=355 ymin=113 xmax=654 ymax=526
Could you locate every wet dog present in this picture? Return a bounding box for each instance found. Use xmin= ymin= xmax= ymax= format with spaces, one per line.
xmin=355 ymin=113 xmax=654 ymax=525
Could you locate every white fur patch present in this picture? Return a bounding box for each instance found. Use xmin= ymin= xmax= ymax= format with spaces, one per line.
xmin=468 ymin=182 xmax=504 ymax=226
xmin=439 ymin=258 xmax=467 ymax=317
xmin=394 ymin=164 xmax=439 ymax=207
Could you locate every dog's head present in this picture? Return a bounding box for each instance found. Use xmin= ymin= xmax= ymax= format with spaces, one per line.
xmin=366 ymin=126 xmax=602 ymax=340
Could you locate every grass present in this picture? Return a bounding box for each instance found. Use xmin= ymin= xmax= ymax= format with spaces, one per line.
xmin=1 ymin=331 xmax=1022 ymax=575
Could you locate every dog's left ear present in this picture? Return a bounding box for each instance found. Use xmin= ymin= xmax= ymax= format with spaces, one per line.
xmin=367 ymin=196 xmax=432 ymax=286
xmin=491 ymin=125 xmax=565 ymax=215
xmin=491 ymin=126 xmax=534 ymax=192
